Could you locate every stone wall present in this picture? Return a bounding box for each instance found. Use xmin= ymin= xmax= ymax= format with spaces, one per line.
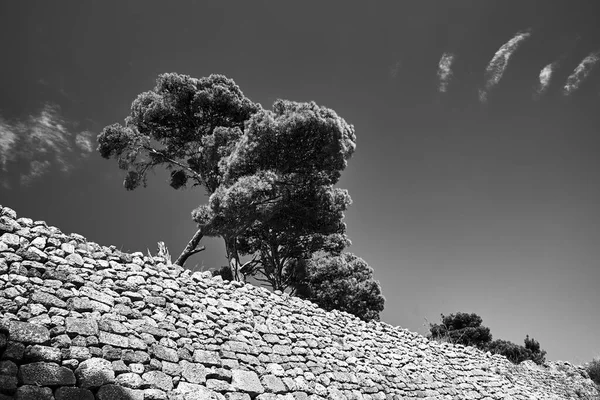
xmin=0 ymin=204 xmax=598 ymax=400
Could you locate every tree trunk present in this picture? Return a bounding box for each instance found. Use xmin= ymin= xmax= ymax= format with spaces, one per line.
xmin=224 ymin=236 xmax=241 ymax=281
xmin=174 ymin=228 xmax=205 ymax=267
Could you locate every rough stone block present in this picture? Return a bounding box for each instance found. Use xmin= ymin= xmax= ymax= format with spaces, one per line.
xmin=8 ymin=321 xmax=49 ymax=344
xmin=142 ymin=370 xmax=174 ymax=391
xmin=14 ymin=385 xmax=53 ymax=400
xmin=0 ymin=360 xmax=17 ymax=375
xmin=54 ymin=386 xmax=95 ymax=400
xmin=65 ymin=317 xmax=98 ymax=336
xmin=74 ymin=357 xmax=115 ymax=388
xmin=24 ymin=344 xmax=62 ymax=363
xmin=231 ymin=369 xmax=265 ymax=396
xmin=0 ymin=374 xmax=18 ymax=393
xmin=261 ymin=374 xmax=287 ymax=393
xmin=151 ymin=344 xmax=179 ymax=363
xmin=116 ymin=372 xmax=143 ymax=388
xmin=180 ymin=360 xmax=206 ymax=384
xmin=193 ymin=349 xmax=221 ymax=366
xmin=226 ymin=393 xmax=251 ymax=400
xmin=30 ymin=292 xmax=67 ymax=309
xmin=96 ymin=384 xmax=144 ymax=400
xmin=18 ymin=362 xmax=76 ymax=386
xmin=176 ymin=382 xmax=219 ymax=400
xmin=98 ymin=331 xmax=129 ymax=348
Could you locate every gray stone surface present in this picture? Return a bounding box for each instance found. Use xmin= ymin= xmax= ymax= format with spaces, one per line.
xmin=231 ymin=369 xmax=265 ymax=396
xmin=18 ymin=362 xmax=76 ymax=386
xmin=8 ymin=321 xmax=49 ymax=344
xmin=96 ymin=384 xmax=144 ymax=400
xmin=75 ymin=357 xmax=115 ymax=388
xmin=54 ymin=386 xmax=95 ymax=400
xmin=14 ymin=385 xmax=53 ymax=400
xmin=0 ymin=204 xmax=598 ymax=400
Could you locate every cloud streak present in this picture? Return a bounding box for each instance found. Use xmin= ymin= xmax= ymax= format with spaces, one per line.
xmin=0 ymin=103 xmax=94 ymax=188
xmin=437 ymin=53 xmax=455 ymax=93
xmin=534 ymin=62 xmax=558 ymax=99
xmin=563 ymin=51 xmax=600 ymax=96
xmin=479 ymin=30 xmax=532 ymax=102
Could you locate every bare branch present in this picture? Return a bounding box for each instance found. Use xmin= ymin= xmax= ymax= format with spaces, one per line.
xmin=174 ymin=228 xmax=204 ymax=267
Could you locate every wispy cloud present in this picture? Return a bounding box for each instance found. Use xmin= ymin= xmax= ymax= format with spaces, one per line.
xmin=437 ymin=53 xmax=455 ymax=93
xmin=479 ymin=30 xmax=532 ymax=103
xmin=563 ymin=51 xmax=600 ymax=96
xmin=389 ymin=60 xmax=402 ymax=78
xmin=534 ymin=61 xmax=558 ymax=99
xmin=0 ymin=103 xmax=95 ymax=188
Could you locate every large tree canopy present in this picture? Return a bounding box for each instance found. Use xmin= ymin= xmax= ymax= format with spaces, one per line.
xmin=97 ymin=73 xmax=359 ymax=292
xmin=98 ymin=73 xmax=260 ymax=193
xmin=297 ymin=252 xmax=385 ymax=322
xmin=194 ymin=100 xmax=356 ymax=287
xmin=97 ymin=73 xmax=261 ymax=267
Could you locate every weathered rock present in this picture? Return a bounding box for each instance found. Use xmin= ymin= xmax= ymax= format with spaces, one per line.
xmin=176 ymin=382 xmax=220 ymax=400
xmin=180 ymin=360 xmax=206 ymax=384
xmin=0 ymin=204 xmax=598 ymax=400
xmin=231 ymin=369 xmax=265 ymax=396
xmin=96 ymin=384 xmax=144 ymax=400
xmin=65 ymin=317 xmax=98 ymax=336
xmin=142 ymin=370 xmax=173 ymax=391
xmin=116 ymin=372 xmax=143 ymax=388
xmin=31 ymin=291 xmax=67 ymax=309
xmin=14 ymin=385 xmax=53 ymax=400
xmin=151 ymin=344 xmax=179 ymax=363
xmin=54 ymin=386 xmax=95 ymax=400
xmin=18 ymin=362 xmax=76 ymax=386
xmin=262 ymin=374 xmax=287 ymax=393
xmin=8 ymin=321 xmax=49 ymax=344
xmin=75 ymin=358 xmax=115 ymax=388
xmin=24 ymin=344 xmax=62 ymax=363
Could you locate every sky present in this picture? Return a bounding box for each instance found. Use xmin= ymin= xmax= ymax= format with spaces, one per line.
xmin=1 ymin=1 xmax=599 ymax=365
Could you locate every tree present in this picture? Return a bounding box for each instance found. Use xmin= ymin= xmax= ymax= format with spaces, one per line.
xmin=98 ymin=73 xmax=357 ymax=288
xmin=428 ymin=312 xmax=547 ymax=366
xmin=523 ymin=334 xmax=547 ymax=365
xmin=297 ymin=252 xmax=385 ymax=322
xmin=486 ymin=335 xmax=546 ymax=365
xmin=584 ymin=357 xmax=600 ymax=386
xmin=97 ymin=73 xmax=260 ymax=268
xmin=428 ymin=312 xmax=493 ymax=349
xmin=192 ymin=100 xmax=356 ymax=286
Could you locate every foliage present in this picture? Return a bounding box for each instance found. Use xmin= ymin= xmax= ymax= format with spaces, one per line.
xmin=97 ymin=73 xmax=260 ymax=193
xmin=428 ymin=312 xmax=493 ymax=349
xmin=523 ymin=334 xmax=547 ymax=365
xmin=584 ymin=357 xmax=600 ymax=386
xmin=97 ymin=73 xmax=260 ymax=267
xmin=428 ymin=312 xmax=547 ymax=365
xmin=297 ymin=252 xmax=385 ymax=322
xmin=485 ymin=336 xmax=546 ymax=365
xmin=98 ymin=73 xmax=360 ymax=294
xmin=193 ymin=100 xmax=356 ymax=287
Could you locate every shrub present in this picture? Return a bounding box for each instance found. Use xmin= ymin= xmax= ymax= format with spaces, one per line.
xmin=485 ymin=335 xmax=546 ymax=365
xmin=428 ymin=312 xmax=492 ymax=349
xmin=585 ymin=357 xmax=600 ymax=386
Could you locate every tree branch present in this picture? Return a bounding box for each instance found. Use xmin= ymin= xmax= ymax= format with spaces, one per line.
xmin=174 ymin=228 xmax=205 ymax=267
xmin=144 ymin=146 xmax=203 ymax=183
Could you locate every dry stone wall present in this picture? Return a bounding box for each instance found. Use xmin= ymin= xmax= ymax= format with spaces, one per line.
xmin=0 ymin=204 xmax=598 ymax=400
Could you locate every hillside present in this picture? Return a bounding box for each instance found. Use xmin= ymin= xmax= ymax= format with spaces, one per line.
xmin=0 ymin=204 xmax=598 ymax=400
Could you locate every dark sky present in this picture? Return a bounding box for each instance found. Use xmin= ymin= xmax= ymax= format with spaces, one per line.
xmin=1 ymin=1 xmax=599 ymax=364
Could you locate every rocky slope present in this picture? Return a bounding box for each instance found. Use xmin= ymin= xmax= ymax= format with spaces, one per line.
xmin=0 ymin=204 xmax=598 ymax=400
